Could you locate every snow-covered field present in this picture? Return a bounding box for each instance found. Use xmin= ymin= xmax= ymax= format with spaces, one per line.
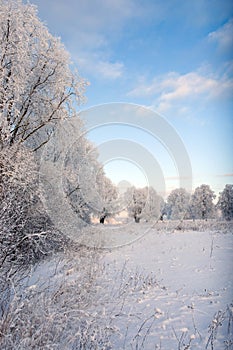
xmin=98 ymin=222 xmax=233 ymax=349
xmin=3 ymin=221 xmax=233 ymax=349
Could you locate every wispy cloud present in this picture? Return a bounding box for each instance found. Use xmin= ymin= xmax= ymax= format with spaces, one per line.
xmin=95 ymin=61 xmax=124 ymax=80
xmin=128 ymin=69 xmax=233 ymax=113
xmin=216 ymin=173 xmax=233 ymax=178
xmin=33 ymin=0 xmax=140 ymax=80
xmin=166 ymin=176 xmax=192 ymax=181
xmin=77 ymin=55 xmax=124 ymax=80
xmin=208 ymin=18 xmax=233 ymax=52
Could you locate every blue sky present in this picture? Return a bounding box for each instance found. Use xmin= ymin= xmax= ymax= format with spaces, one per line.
xmin=32 ymin=0 xmax=233 ymax=196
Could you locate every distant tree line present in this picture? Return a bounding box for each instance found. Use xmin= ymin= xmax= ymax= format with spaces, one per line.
xmin=123 ymin=184 xmax=233 ymax=223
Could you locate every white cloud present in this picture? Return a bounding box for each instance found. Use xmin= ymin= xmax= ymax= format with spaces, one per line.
xmin=96 ymin=61 xmax=124 ymax=79
xmin=208 ymin=18 xmax=233 ymax=52
xmin=128 ymin=69 xmax=233 ymax=112
xmin=162 ymin=72 xmax=216 ymax=98
xmin=32 ymin=0 xmax=140 ymax=80
xmin=76 ymin=54 xmax=124 ymax=80
xmin=216 ymin=173 xmax=233 ymax=178
xmin=129 ymin=72 xmax=218 ymax=98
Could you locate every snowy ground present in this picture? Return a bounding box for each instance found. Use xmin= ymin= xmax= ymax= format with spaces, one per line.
xmin=98 ymin=223 xmax=233 ymax=349
xmin=3 ymin=221 xmax=233 ymax=349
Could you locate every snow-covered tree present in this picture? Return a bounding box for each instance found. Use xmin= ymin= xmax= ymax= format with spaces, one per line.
xmin=96 ymin=171 xmax=119 ymax=224
xmin=124 ymin=187 xmax=147 ymax=223
xmin=63 ymin=137 xmax=100 ymax=224
xmin=61 ymin=134 xmax=119 ymax=225
xmin=0 ymin=0 xmax=87 ymax=150
xmin=166 ymin=188 xmax=190 ymax=220
xmin=190 ymin=184 xmax=216 ymax=220
xmin=143 ymin=187 xmax=164 ymax=221
xmin=217 ymin=184 xmax=233 ymax=221
xmin=0 ymin=0 xmax=90 ymax=267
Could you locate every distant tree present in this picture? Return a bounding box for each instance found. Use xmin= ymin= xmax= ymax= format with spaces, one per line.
xmin=190 ymin=184 xmax=216 ymax=220
xmin=166 ymin=188 xmax=190 ymax=220
xmin=0 ymin=0 xmax=87 ymax=150
xmin=143 ymin=187 xmax=164 ymax=221
xmin=124 ymin=187 xmax=147 ymax=223
xmin=217 ymin=184 xmax=233 ymax=221
xmin=96 ymin=173 xmax=119 ymax=224
xmin=161 ymin=202 xmax=171 ymax=220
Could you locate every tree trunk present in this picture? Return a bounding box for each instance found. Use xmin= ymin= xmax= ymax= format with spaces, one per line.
xmin=100 ymin=216 xmax=105 ymax=224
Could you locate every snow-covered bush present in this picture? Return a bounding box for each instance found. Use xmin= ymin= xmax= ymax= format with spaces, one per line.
xmin=0 ymin=248 xmax=112 ymax=350
xmin=0 ymin=144 xmax=66 ymax=274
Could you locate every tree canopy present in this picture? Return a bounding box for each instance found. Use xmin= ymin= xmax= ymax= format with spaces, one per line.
xmin=217 ymin=184 xmax=233 ymax=221
xmin=0 ymin=0 xmax=87 ymax=150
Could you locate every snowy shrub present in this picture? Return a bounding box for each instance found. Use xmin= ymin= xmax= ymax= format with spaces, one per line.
xmin=0 ymin=248 xmax=112 ymax=350
xmin=0 ymin=144 xmax=67 ymax=275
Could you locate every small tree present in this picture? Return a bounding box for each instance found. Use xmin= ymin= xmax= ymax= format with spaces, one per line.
xmin=143 ymin=187 xmax=164 ymax=221
xmin=124 ymin=187 xmax=147 ymax=223
xmin=166 ymin=188 xmax=190 ymax=220
xmin=190 ymin=184 xmax=216 ymax=220
xmin=217 ymin=184 xmax=233 ymax=221
xmin=96 ymin=174 xmax=119 ymax=224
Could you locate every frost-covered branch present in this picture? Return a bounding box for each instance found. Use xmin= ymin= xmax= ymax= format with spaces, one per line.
xmin=0 ymin=0 xmax=88 ymax=150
